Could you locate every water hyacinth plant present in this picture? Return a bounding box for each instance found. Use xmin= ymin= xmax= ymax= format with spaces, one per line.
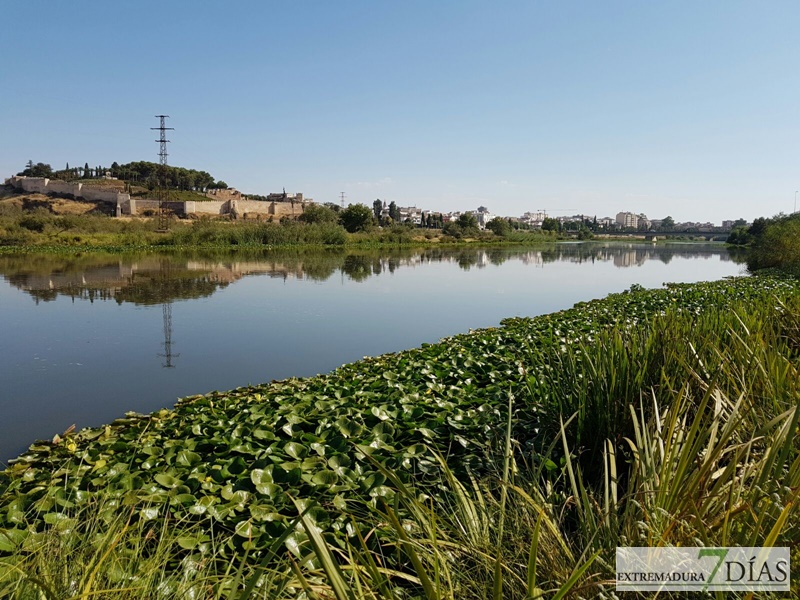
xmin=1 ymin=275 xmax=799 ymax=598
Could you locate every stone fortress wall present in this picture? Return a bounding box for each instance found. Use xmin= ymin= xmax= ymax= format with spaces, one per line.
xmin=5 ymin=176 xmax=309 ymax=219
xmin=6 ymin=176 xmax=130 ymax=205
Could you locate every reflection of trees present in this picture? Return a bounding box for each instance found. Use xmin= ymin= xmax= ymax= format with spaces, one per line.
xmin=27 ymin=289 xmax=59 ymax=303
xmin=299 ymin=253 xmax=344 ymax=281
xmin=341 ymin=255 xmax=373 ymax=282
xmin=725 ymin=247 xmax=748 ymax=265
xmin=1 ymin=243 xmax=740 ymax=304
xmin=457 ymin=251 xmax=480 ymax=271
xmin=0 ymin=253 xmax=229 ymax=305
xmin=533 ymin=243 xmax=732 ymax=267
xmin=113 ymin=274 xmax=223 ymax=305
xmin=486 ymin=249 xmax=508 ymax=266
xmin=540 ymin=246 xmax=561 ymax=264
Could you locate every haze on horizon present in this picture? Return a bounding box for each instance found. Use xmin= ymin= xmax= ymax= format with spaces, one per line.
xmin=2 ymin=1 xmax=798 ymax=224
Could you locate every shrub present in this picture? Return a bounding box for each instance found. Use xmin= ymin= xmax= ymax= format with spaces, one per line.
xmin=19 ymin=213 xmax=49 ymax=233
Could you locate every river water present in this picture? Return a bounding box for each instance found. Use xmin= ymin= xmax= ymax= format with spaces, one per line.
xmin=0 ymin=243 xmax=745 ymax=463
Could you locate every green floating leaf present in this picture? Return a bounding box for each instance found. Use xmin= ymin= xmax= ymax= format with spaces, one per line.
xmin=328 ymin=454 xmax=351 ymax=469
xmin=253 ymin=428 xmax=275 ymax=440
xmin=369 ymin=485 xmax=395 ymax=499
xmin=249 ymin=504 xmax=283 ymax=522
xmin=235 ymin=519 xmax=258 ymax=538
xmin=250 ymin=467 xmax=273 ymax=486
xmin=43 ymin=512 xmax=71 ymax=526
xmin=311 ymin=470 xmax=338 ymax=487
xmin=404 ymin=444 xmax=427 ymax=457
xmin=0 ymin=528 xmax=28 ymax=552
xmin=189 ymin=496 xmax=217 ymax=515
xmin=284 ymin=442 xmax=308 ymax=460
xmin=154 ymin=473 xmax=181 ymax=489
xmin=176 ymin=450 xmax=201 ymax=467
xmin=177 ymin=535 xmax=200 ymax=550
xmin=336 ymin=417 xmax=361 ymax=438
xmin=140 ymin=507 xmax=160 ymax=521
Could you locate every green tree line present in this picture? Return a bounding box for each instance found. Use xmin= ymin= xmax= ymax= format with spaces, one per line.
xmin=17 ymin=160 xmax=227 ymax=191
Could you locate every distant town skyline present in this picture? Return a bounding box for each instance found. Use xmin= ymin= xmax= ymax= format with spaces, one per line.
xmin=2 ymin=2 xmax=799 ymax=223
xmin=5 ymin=169 xmax=744 ymax=229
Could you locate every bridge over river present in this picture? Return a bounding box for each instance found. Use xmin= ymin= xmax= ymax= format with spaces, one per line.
xmin=596 ymin=230 xmax=731 ymax=241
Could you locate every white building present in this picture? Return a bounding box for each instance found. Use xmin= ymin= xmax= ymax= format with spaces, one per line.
xmin=398 ymin=206 xmax=423 ymax=225
xmin=616 ymin=211 xmax=640 ymax=229
xmin=597 ymin=217 xmax=615 ymax=229
xmin=475 ymin=206 xmax=495 ymax=230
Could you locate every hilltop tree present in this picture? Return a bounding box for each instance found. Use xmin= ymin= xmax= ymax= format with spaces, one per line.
xmin=17 ymin=162 xmax=53 ymax=178
xmin=113 ymin=161 xmax=216 ymax=190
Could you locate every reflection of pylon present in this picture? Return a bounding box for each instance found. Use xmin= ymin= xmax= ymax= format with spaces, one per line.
xmin=156 ymin=258 xmax=178 ymax=368
xmin=158 ymin=301 xmax=179 ymax=368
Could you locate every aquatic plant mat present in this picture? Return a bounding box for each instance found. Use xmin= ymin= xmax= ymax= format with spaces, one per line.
xmin=2 ymin=276 xmax=799 ymax=598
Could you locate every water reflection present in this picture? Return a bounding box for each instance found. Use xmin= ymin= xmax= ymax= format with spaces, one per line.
xmin=0 ymin=243 xmax=742 ymax=305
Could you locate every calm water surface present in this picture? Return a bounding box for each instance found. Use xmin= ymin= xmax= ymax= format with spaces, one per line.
xmin=0 ymin=243 xmax=745 ymax=463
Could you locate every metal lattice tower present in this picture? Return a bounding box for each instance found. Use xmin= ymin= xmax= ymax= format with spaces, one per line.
xmin=151 ymin=115 xmax=174 ymax=231
xmin=151 ymin=115 xmax=173 ymax=166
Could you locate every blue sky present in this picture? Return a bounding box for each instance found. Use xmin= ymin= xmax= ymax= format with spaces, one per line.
xmin=2 ymin=1 xmax=799 ymax=223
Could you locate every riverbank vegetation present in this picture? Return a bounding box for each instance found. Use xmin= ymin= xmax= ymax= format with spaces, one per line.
xmin=0 ymin=193 xmax=556 ymax=250
xmin=1 ymin=274 xmax=798 ymax=598
xmin=747 ymin=214 xmax=800 ymax=275
xmin=727 ymin=212 xmax=800 ymax=274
